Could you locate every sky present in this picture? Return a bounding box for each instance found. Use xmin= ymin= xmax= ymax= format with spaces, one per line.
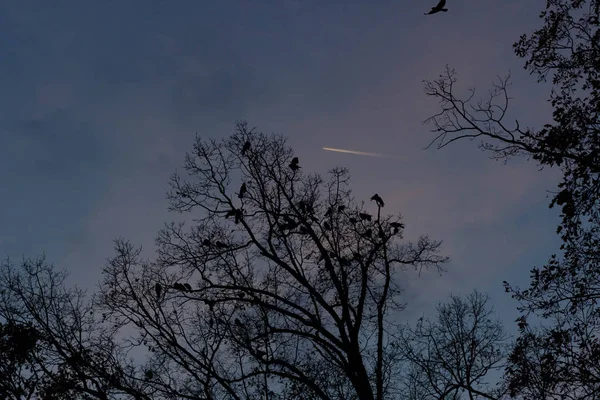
xmin=0 ymin=0 xmax=564 ymax=341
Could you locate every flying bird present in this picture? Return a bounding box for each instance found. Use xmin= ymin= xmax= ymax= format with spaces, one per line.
xmin=238 ymin=183 xmax=247 ymax=199
xmin=425 ymin=0 xmax=448 ymax=15
xmin=370 ymin=194 xmax=384 ymax=208
xmin=289 ymin=157 xmax=300 ymax=171
xmin=241 ymin=140 xmax=251 ymax=155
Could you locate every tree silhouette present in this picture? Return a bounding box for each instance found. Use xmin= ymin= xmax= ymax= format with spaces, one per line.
xmin=98 ymin=121 xmax=449 ymax=400
xmin=397 ymin=291 xmax=510 ymax=400
xmin=0 ymin=256 xmax=151 ymax=399
xmin=423 ymin=1 xmax=600 ymax=398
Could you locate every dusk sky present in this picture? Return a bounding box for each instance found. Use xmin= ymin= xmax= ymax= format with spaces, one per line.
xmin=1 ymin=0 xmax=564 ymax=335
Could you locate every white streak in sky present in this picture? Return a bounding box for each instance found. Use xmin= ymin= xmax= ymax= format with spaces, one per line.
xmin=322 ymin=147 xmax=398 ymax=158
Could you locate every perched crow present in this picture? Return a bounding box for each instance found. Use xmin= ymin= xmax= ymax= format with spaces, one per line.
xmin=238 ymin=183 xmax=247 ymax=199
xmin=202 ymin=239 xmax=211 ymax=246
xmin=370 ymin=193 xmax=384 ymax=208
xmin=337 ymin=205 xmax=346 ymax=212
xmin=241 ymin=140 xmax=251 ymax=155
xmin=234 ymin=209 xmax=243 ymax=224
xmin=359 ymin=212 xmax=372 ymax=221
xmin=155 ymin=283 xmax=162 ymax=299
xmin=173 ymin=282 xmax=186 ymax=291
xmin=183 ymin=283 xmax=192 ymax=292
xmin=289 ymin=157 xmax=300 ymax=171
xmin=390 ymin=221 xmax=404 ymax=234
xmin=425 ymin=0 xmax=448 ymax=15
xmin=349 ymin=217 xmax=358 ymax=224
xmin=225 ymin=209 xmax=237 ymax=219
xmin=215 ymin=241 xmax=229 ymax=249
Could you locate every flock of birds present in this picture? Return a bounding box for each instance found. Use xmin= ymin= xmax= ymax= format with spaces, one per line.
xmin=150 ymin=0 xmax=448 ymax=348
xmin=153 ymin=139 xmax=406 ymax=301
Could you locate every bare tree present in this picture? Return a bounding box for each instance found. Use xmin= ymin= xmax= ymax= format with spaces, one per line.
xmin=0 ymin=256 xmax=150 ymax=400
xmin=397 ymin=291 xmax=511 ymax=400
xmin=98 ymin=121 xmax=449 ymax=400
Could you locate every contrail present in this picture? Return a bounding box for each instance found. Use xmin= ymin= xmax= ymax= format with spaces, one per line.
xmin=323 ymin=147 xmax=397 ymax=158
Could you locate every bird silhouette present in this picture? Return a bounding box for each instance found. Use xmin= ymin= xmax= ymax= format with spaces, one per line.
xmin=349 ymin=217 xmax=358 ymax=224
xmin=337 ymin=205 xmax=346 ymax=212
xmin=225 ymin=209 xmax=237 ymax=219
xmin=215 ymin=241 xmax=229 ymax=249
xmin=425 ymin=0 xmax=448 ymax=15
xmin=241 ymin=141 xmax=251 ymax=155
xmin=238 ymin=183 xmax=247 ymax=199
xmin=173 ymin=282 xmax=186 ymax=291
xmin=359 ymin=212 xmax=372 ymax=221
xmin=202 ymin=239 xmax=211 ymax=246
xmin=289 ymin=157 xmax=300 ymax=171
xmin=234 ymin=209 xmax=243 ymax=224
xmin=155 ymin=283 xmax=162 ymax=299
xmin=390 ymin=221 xmax=404 ymax=234
xmin=370 ymin=194 xmax=384 ymax=208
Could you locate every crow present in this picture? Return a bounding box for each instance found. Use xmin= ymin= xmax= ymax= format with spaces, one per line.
xmin=173 ymin=282 xmax=186 ymax=291
xmin=390 ymin=221 xmax=404 ymax=234
xmin=225 ymin=209 xmax=237 ymax=219
xmin=289 ymin=157 xmax=300 ymax=171
xmin=359 ymin=212 xmax=372 ymax=221
xmin=425 ymin=0 xmax=448 ymax=15
xmin=234 ymin=209 xmax=243 ymax=224
xmin=349 ymin=217 xmax=358 ymax=224
xmin=337 ymin=205 xmax=346 ymax=212
xmin=370 ymin=193 xmax=384 ymax=208
xmin=215 ymin=241 xmax=229 ymax=249
xmin=238 ymin=183 xmax=247 ymax=199
xmin=202 ymin=239 xmax=211 ymax=246
xmin=155 ymin=283 xmax=162 ymax=299
xmin=241 ymin=140 xmax=251 ymax=155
